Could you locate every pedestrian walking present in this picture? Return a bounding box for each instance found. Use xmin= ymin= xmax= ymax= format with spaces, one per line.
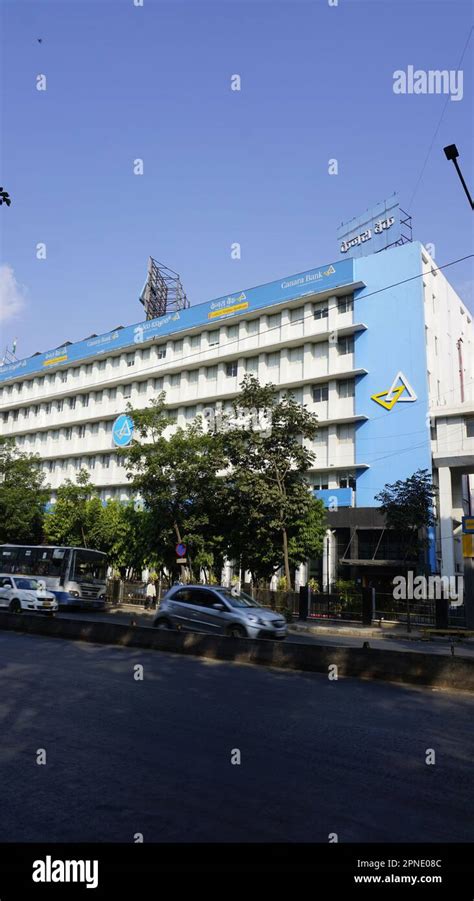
xmin=145 ymin=580 xmax=156 ymax=610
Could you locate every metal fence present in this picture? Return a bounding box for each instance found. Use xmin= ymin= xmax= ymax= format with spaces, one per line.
xmin=105 ymin=580 xmax=467 ymax=629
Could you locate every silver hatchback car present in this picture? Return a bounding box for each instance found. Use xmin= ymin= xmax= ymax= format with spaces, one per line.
xmin=153 ymin=585 xmax=287 ymax=640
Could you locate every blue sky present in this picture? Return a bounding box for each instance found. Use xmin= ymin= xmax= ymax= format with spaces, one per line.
xmin=1 ymin=0 xmax=473 ymax=360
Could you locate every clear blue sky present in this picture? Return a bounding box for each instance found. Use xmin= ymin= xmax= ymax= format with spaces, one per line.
xmin=1 ymin=0 xmax=473 ymax=360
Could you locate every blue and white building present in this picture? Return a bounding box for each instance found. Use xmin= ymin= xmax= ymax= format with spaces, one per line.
xmin=0 ymin=241 xmax=472 ymax=586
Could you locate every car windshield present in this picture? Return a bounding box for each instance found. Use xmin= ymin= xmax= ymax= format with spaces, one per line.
xmin=15 ymin=578 xmax=40 ymax=590
xmin=219 ymin=589 xmax=261 ymax=609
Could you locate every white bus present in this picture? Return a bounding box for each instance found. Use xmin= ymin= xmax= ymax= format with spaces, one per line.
xmin=0 ymin=545 xmax=108 ymax=610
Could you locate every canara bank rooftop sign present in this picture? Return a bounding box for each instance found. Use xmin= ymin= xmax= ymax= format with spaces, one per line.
xmin=0 ymin=258 xmax=354 ymax=383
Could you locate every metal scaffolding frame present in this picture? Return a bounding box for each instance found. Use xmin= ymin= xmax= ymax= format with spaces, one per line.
xmin=139 ymin=257 xmax=190 ymax=320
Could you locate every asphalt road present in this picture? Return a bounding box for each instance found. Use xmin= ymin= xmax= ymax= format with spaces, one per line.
xmin=1 ymin=631 xmax=473 ymax=843
xmin=57 ymin=607 xmax=474 ymax=657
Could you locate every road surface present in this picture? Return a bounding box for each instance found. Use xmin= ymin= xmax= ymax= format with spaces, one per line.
xmin=0 ymin=631 xmax=473 ymax=843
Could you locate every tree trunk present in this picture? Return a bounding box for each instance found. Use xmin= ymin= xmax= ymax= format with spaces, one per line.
xmin=282 ymin=528 xmax=292 ymax=591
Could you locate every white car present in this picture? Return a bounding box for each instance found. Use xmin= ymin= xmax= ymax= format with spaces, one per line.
xmin=0 ymin=574 xmax=58 ymax=615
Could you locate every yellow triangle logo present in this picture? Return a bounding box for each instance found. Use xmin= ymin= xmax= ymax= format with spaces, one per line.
xmin=371 ymin=385 xmax=405 ymax=410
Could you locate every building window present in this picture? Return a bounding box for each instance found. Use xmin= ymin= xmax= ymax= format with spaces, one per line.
xmin=266 ymin=351 xmax=280 ymax=372
xmin=123 ymin=384 xmax=132 ymax=398
xmin=95 ymin=391 xmax=103 ymax=402
xmin=108 ymin=388 xmax=116 ymax=400
xmin=290 ymin=307 xmax=304 ymax=323
xmin=466 ymin=418 xmax=474 ymax=439
xmin=61 ymin=373 xmax=68 ymax=383
xmin=138 ymin=381 xmax=147 ymax=394
xmin=312 ymin=384 xmax=328 ymax=403
xmin=78 ymin=425 xmax=86 ymax=438
xmin=289 ymin=347 xmax=303 ymax=363
xmin=65 ymin=427 xmax=72 ymax=440
xmin=101 ymin=455 xmax=110 ymax=468
xmin=112 ymin=357 xmax=120 ymax=368
xmin=173 ymin=340 xmax=183 ymax=354
xmin=337 ymin=379 xmax=355 ymax=398
xmin=313 ymin=303 xmax=328 ymax=320
xmin=45 ymin=402 xmax=52 ymax=414
xmin=154 ymin=378 xmax=164 ymax=390
xmin=339 ymin=472 xmax=356 ymax=490
xmin=226 ymin=361 xmax=238 ymax=378
xmin=86 ymin=364 xmax=93 ymax=374
xmin=170 ymin=373 xmax=181 ymax=387
xmin=89 ymin=456 xmax=96 ymax=470
xmin=98 ymin=360 xmax=106 ymax=370
xmin=57 ymin=400 xmax=64 ymax=412
xmin=185 ymin=405 xmax=197 ymax=419
xmin=312 ymin=473 xmax=329 ymax=490
xmin=157 ymin=345 xmax=167 ymax=360
xmin=247 ymin=319 xmax=259 ymax=336
xmin=337 ymin=335 xmax=354 ymax=355
xmin=142 ymin=348 xmax=150 ymax=361
xmin=245 ymin=356 xmax=258 ymax=374
xmin=126 ymin=353 xmax=135 ymax=367
xmin=267 ymin=313 xmax=281 ymax=330
xmin=206 ymin=365 xmax=217 ymax=381
xmin=337 ymin=424 xmax=353 ymax=444
xmin=188 ymin=370 xmax=198 ymax=385
xmin=227 ymin=325 xmax=239 ymax=340
xmin=208 ymin=331 xmax=220 ymax=347
xmin=337 ymin=295 xmax=353 ymax=314
xmin=314 ymin=428 xmax=328 ymax=444
xmin=167 ymin=409 xmax=178 ymax=422
xmin=190 ymin=334 xmax=201 ymax=348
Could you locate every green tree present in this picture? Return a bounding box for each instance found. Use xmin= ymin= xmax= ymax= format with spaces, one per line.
xmin=375 ymin=468 xmax=436 ymax=560
xmin=43 ymin=470 xmax=98 ymax=547
xmin=121 ymin=395 xmax=227 ymax=581
xmin=0 ymin=437 xmax=49 ymax=543
xmin=223 ymin=375 xmax=326 ymax=589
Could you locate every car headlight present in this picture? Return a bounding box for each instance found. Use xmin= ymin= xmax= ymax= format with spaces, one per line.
xmin=247 ymin=615 xmax=264 ymax=625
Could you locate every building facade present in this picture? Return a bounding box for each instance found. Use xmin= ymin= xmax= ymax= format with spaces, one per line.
xmin=1 ymin=241 xmax=473 ymax=586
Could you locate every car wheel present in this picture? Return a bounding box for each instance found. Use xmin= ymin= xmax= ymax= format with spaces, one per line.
xmin=9 ymin=599 xmax=22 ymax=614
xmin=227 ymin=624 xmax=247 ymax=639
xmin=154 ymin=617 xmax=175 ymax=630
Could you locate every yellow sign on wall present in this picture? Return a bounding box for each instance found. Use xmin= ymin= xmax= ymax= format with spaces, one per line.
xmin=462 ymin=534 xmax=474 ymax=558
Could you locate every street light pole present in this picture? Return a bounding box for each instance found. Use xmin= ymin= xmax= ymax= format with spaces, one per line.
xmin=443 ymin=144 xmax=474 ymax=210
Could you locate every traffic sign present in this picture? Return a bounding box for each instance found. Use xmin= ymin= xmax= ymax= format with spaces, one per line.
xmin=176 ymin=557 xmax=187 ymax=564
xmin=112 ymin=414 xmax=134 ymax=447
xmin=175 ymin=543 xmax=186 ymax=557
xmin=462 ymin=516 xmax=474 ymax=534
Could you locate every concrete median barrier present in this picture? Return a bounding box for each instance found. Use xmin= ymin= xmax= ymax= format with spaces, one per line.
xmin=1 ymin=611 xmax=473 ymax=692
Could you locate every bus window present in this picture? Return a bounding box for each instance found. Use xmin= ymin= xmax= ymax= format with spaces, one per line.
xmin=0 ymin=547 xmax=18 ymax=572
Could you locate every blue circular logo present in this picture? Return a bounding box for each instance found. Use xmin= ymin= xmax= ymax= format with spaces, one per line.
xmin=112 ymin=414 xmax=134 ymax=447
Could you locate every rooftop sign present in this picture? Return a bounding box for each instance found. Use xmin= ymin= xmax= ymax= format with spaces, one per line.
xmin=337 ymin=195 xmax=402 ymax=260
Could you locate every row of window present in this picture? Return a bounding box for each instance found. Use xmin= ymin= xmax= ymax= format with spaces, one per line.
xmin=1 ymin=345 xmax=356 ymax=424
xmin=7 ymin=376 xmax=356 ymax=436
xmin=43 ymin=453 xmax=127 ymax=473
xmin=0 ymin=296 xmax=355 ymax=398
xmin=311 ymin=472 xmax=357 ymax=490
